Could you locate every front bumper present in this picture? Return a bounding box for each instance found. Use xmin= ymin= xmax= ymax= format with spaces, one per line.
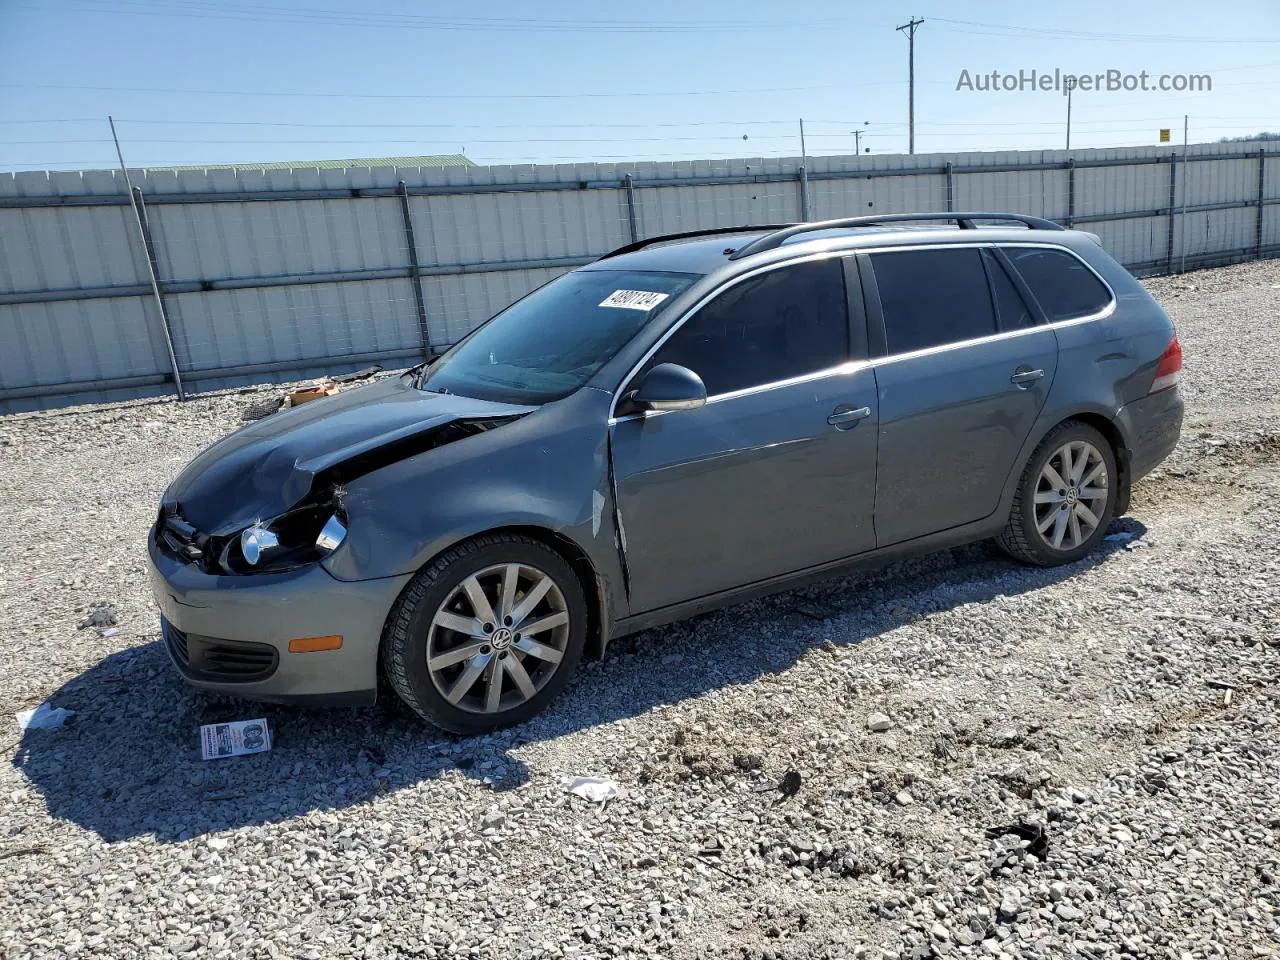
xmin=1117 ymin=386 xmax=1184 ymax=481
xmin=147 ymin=530 xmax=412 ymax=706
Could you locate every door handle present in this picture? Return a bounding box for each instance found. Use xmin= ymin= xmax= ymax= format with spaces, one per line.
xmin=827 ymin=405 xmax=872 ymax=427
xmin=1010 ymin=368 xmax=1045 ymax=387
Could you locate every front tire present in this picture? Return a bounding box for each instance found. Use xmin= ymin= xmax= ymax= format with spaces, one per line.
xmin=381 ymin=533 xmax=588 ymax=734
xmin=998 ymin=421 xmax=1118 ymax=567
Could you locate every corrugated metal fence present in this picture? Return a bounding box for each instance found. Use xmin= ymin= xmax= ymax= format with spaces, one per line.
xmin=2 ymin=139 xmax=1278 ymax=412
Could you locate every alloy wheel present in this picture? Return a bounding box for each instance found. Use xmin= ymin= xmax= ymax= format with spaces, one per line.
xmin=426 ymin=563 xmax=570 ymax=715
xmin=1033 ymin=439 xmax=1109 ymax=551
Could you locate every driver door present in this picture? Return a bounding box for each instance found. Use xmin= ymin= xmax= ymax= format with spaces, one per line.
xmin=609 ymin=257 xmax=879 ymax=615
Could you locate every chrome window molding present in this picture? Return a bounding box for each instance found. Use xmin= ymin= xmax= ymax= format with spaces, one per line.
xmin=608 ymin=240 xmax=1117 ymax=423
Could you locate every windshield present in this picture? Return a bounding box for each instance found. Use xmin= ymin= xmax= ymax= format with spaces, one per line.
xmin=417 ymin=269 xmax=698 ymax=404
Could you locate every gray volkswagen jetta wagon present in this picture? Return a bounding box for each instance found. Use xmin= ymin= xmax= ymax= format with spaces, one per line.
xmin=149 ymin=212 xmax=1183 ymax=733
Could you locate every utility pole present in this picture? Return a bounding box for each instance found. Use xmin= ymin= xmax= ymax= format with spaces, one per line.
xmin=897 ymin=17 xmax=924 ymax=154
xmin=1179 ymin=114 xmax=1190 ymax=274
xmin=798 ymin=118 xmax=810 ymax=220
xmin=852 ymin=121 xmax=869 ymax=154
xmin=1065 ymin=76 xmax=1075 ymax=150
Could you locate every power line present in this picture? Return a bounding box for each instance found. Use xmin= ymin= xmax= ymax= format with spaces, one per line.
xmin=930 ymin=17 xmax=1280 ymax=44
xmin=0 ymin=81 xmax=867 ymax=100
xmin=9 ymin=117 xmax=893 ymax=130
xmin=21 ymin=0 xmax=874 ymax=33
xmin=9 ymin=123 xmax=1277 ymax=150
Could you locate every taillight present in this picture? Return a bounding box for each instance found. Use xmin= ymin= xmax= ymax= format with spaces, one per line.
xmin=1149 ymin=335 xmax=1182 ymax=394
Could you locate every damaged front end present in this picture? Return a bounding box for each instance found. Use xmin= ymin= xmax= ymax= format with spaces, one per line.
xmin=155 ymin=378 xmax=532 ymax=577
xmin=157 ymin=495 xmax=349 ymax=576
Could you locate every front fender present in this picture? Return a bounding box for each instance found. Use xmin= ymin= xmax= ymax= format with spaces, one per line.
xmin=321 ymin=388 xmax=628 ymax=618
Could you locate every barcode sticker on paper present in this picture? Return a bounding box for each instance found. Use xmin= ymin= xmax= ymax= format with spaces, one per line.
xmin=598 ymin=289 xmax=670 ymax=311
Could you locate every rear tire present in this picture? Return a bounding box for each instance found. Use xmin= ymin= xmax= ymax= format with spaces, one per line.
xmin=381 ymin=533 xmax=588 ymax=734
xmin=998 ymin=421 xmax=1118 ymax=567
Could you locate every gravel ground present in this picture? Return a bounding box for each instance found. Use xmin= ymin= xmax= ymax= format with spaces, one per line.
xmin=2 ymin=260 xmax=1279 ymax=960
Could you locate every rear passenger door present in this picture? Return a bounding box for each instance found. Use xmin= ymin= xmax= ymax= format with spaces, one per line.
xmin=863 ymin=245 xmax=1057 ymax=546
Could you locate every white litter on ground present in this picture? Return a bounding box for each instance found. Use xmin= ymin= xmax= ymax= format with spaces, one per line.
xmin=562 ymin=776 xmax=619 ymax=804
xmin=15 ymin=703 xmax=74 ymax=732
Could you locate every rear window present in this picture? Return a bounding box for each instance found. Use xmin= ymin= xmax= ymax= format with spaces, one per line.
xmin=1002 ymin=247 xmax=1112 ymax=321
xmin=871 ymin=248 xmax=997 ymax=355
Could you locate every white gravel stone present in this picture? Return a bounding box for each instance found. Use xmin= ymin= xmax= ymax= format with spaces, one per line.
xmin=866 ymin=712 xmax=893 ymax=732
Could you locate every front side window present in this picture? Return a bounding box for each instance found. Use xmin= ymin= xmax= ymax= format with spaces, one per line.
xmin=871 ymin=248 xmax=997 ymax=354
xmin=647 ymin=258 xmax=848 ymax=396
xmin=419 ymin=269 xmax=697 ymax=404
xmin=1002 ymin=247 xmax=1112 ymax=321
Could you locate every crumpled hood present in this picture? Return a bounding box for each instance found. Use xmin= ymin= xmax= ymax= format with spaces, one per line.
xmin=166 ymin=377 xmax=533 ymax=536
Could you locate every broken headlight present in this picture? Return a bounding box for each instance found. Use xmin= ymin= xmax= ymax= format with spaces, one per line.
xmin=225 ymin=506 xmax=347 ymax=574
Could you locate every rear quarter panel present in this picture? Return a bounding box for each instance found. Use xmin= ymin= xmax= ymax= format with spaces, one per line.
xmin=1000 ymin=237 xmax=1177 ymax=503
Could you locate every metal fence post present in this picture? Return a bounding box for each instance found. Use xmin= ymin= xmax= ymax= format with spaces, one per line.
xmin=130 ymin=186 xmax=185 ymax=400
xmin=623 ymin=174 xmax=639 ymax=243
xmin=1257 ymin=147 xmax=1267 ymax=261
xmin=398 ymin=180 xmax=432 ymax=359
xmin=799 ymin=164 xmax=810 ymax=221
xmin=944 ymin=161 xmax=954 ymax=212
xmin=1165 ymin=153 xmax=1178 ymax=275
xmin=1065 ymin=159 xmax=1076 ymax=228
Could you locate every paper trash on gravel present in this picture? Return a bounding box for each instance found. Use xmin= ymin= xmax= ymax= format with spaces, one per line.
xmin=15 ymin=703 xmax=75 ymax=732
xmin=562 ymin=776 xmax=619 ymax=804
xmin=200 ymin=719 xmax=273 ymax=760
xmin=285 ymin=384 xmax=340 ymax=407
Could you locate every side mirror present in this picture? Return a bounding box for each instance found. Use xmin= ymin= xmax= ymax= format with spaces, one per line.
xmin=624 ymin=363 xmax=707 ymax=413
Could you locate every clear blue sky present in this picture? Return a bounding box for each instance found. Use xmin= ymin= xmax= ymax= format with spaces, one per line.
xmin=2 ymin=0 xmax=1278 ymax=171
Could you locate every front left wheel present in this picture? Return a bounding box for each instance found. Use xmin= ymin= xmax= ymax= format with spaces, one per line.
xmin=381 ymin=533 xmax=588 ymax=734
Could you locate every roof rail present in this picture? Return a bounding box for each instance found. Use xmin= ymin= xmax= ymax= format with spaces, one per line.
xmin=727 ymin=212 xmax=1066 ymax=260
xmin=597 ymin=224 xmax=798 ymax=261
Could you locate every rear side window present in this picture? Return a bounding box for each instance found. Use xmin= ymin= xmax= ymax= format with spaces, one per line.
xmin=1003 ymin=247 xmax=1112 ymax=321
xmin=649 ymin=258 xmax=848 ymax=396
xmin=983 ymin=250 xmax=1036 ymax=331
xmin=871 ymin=248 xmax=996 ymax=354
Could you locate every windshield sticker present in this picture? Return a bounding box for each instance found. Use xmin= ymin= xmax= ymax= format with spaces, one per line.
xmin=598 ymin=289 xmax=670 ymax=311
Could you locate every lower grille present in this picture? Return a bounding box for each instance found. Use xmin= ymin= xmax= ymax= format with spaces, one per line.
xmin=163 ymin=619 xmax=190 ymax=665
xmin=162 ymin=619 xmax=279 ymax=683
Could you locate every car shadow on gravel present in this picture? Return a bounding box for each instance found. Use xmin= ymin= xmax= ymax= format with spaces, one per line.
xmin=14 ymin=521 xmax=1146 ymax=843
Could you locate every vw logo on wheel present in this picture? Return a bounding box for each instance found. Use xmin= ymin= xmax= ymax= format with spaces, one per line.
xmin=490 ymin=627 xmax=514 ymax=650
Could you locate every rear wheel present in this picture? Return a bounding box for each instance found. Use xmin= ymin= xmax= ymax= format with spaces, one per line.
xmin=381 ymin=534 xmax=587 ymax=733
xmin=998 ymin=421 xmax=1118 ymax=566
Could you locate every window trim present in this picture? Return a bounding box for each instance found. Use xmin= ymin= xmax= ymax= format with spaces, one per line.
xmin=863 ymin=241 xmax=1116 ymax=363
xmin=981 ymin=248 xmax=1039 ymax=333
xmin=609 ymin=251 xmax=861 ymax=421
xmin=989 ymin=245 xmax=1052 ymax=327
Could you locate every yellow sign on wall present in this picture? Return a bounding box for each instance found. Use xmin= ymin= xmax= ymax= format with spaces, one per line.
xmin=1159 ymin=129 xmax=1171 ymax=142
